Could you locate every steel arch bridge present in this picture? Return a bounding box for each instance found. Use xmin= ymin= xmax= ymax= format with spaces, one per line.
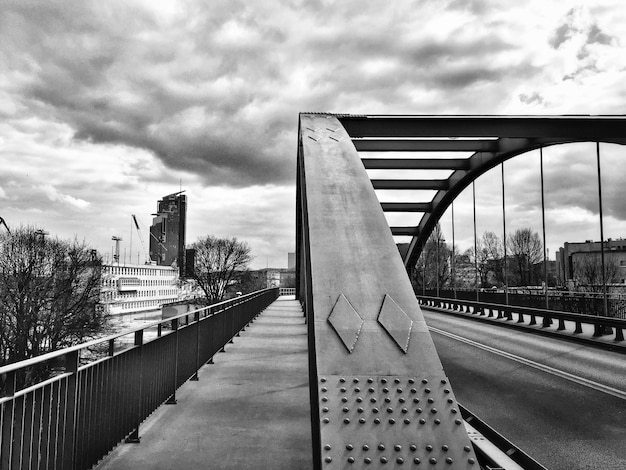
xmin=296 ymin=113 xmax=626 ymax=469
xmin=335 ymin=114 xmax=626 ymax=271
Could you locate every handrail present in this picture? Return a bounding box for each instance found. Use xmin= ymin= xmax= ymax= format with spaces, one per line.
xmin=417 ymin=295 xmax=625 ymax=343
xmin=0 ymin=287 xmax=279 ymax=470
xmin=0 ymin=288 xmax=274 ymax=375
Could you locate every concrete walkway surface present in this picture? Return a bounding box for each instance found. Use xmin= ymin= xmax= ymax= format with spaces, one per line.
xmin=96 ymin=297 xmax=313 ymax=470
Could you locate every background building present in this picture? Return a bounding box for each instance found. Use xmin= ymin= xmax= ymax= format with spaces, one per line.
xmin=557 ymin=239 xmax=626 ymax=289
xmin=100 ymin=263 xmax=180 ymax=315
xmin=150 ymin=191 xmax=187 ymax=276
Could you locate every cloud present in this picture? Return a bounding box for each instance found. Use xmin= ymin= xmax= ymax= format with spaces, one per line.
xmin=3 ymin=0 xmax=626 ymax=264
xmin=40 ymin=185 xmax=90 ymax=211
xmin=0 ymin=0 xmax=554 ymax=188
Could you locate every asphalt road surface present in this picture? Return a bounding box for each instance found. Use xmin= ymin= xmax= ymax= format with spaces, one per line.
xmin=422 ymin=307 xmax=626 ymax=470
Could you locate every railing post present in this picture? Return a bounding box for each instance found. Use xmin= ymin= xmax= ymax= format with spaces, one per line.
xmin=190 ymin=311 xmax=201 ymax=381
xmin=125 ymin=330 xmax=143 ymax=443
xmin=0 ymin=370 xmax=17 ymax=468
xmin=62 ymin=350 xmax=80 ymax=467
xmin=166 ymin=320 xmax=179 ymax=404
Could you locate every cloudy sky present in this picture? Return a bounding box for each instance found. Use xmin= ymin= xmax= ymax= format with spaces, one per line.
xmin=2 ymin=0 xmax=626 ymax=268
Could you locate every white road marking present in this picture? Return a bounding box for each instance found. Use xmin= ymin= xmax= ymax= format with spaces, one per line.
xmin=429 ymin=326 xmax=626 ymax=401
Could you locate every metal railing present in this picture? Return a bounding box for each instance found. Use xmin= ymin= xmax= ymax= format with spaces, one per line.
xmin=0 ymin=288 xmax=278 ymax=470
xmin=418 ymin=295 xmax=625 ymax=343
xmin=278 ymin=287 xmax=295 ymax=296
xmin=421 ymin=288 xmax=626 ymax=319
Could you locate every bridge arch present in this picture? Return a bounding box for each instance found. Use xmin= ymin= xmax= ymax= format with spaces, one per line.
xmin=335 ymin=115 xmax=626 ymax=271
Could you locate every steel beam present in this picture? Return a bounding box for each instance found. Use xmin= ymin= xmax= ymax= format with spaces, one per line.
xmin=354 ymin=139 xmax=498 ymax=152
xmin=362 ymin=158 xmax=470 ymax=170
xmin=339 ymin=115 xmax=626 ymax=139
xmin=391 ymin=227 xmax=418 ymax=236
xmin=381 ymin=202 xmax=431 ymax=212
xmin=298 ymin=113 xmax=477 ymax=470
xmin=371 ymin=179 xmax=449 ymax=190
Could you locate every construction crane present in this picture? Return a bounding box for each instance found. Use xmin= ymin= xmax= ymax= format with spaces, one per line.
xmin=0 ymin=216 xmax=10 ymax=234
xmin=131 ymin=215 xmax=151 ymax=264
xmin=131 ymin=215 xmax=168 ymax=264
xmin=111 ymin=236 xmax=122 ymax=263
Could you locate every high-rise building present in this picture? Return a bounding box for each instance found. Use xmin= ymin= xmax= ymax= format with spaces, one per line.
xmin=150 ymin=191 xmax=187 ymax=276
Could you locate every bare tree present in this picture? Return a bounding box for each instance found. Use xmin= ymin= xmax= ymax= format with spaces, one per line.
xmin=0 ymin=226 xmax=105 ymax=366
xmin=413 ymin=224 xmax=450 ymax=290
xmin=573 ymin=254 xmax=620 ymax=292
xmin=507 ymin=228 xmax=543 ymax=286
xmin=480 ymin=231 xmax=505 ymax=286
xmin=190 ymin=235 xmax=253 ymax=303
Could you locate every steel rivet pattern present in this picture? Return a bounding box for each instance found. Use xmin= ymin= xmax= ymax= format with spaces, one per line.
xmin=319 ymin=375 xmax=478 ymax=468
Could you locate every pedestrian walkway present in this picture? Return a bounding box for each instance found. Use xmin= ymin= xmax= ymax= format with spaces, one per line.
xmin=96 ymin=296 xmax=313 ymax=470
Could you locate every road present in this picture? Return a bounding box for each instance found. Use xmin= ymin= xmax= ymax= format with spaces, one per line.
xmin=422 ymin=307 xmax=626 ymax=470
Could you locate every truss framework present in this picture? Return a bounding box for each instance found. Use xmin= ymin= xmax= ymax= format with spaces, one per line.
xmin=337 ymin=114 xmax=626 ymax=270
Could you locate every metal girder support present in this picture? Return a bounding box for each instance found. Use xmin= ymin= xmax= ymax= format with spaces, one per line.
xmin=362 ymin=158 xmax=471 ymax=170
xmin=354 ymin=139 xmax=498 ymax=152
xmin=381 ymin=202 xmax=432 ymax=212
xmin=339 ymin=115 xmax=626 ymax=139
xmin=297 ymin=113 xmax=478 ymax=470
xmin=372 ymin=179 xmax=449 ymax=190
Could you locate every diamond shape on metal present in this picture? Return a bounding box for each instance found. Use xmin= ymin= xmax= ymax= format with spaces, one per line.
xmin=327 ymin=294 xmax=364 ymax=353
xmin=377 ymin=295 xmax=413 ymax=353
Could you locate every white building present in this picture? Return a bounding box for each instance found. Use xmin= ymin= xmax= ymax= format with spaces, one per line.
xmin=101 ymin=263 xmax=180 ymax=315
